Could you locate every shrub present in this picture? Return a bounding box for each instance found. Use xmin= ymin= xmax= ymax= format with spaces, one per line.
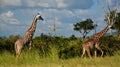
xmin=0 ymin=34 xmax=120 ymax=59
xmin=58 ymin=39 xmax=83 ymax=59
xmin=100 ymin=36 xmax=120 ymax=56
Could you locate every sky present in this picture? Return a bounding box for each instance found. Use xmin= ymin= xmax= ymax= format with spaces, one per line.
xmin=0 ymin=0 xmax=120 ymax=37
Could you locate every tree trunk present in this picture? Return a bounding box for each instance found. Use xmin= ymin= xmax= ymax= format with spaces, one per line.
xmin=109 ymin=28 xmax=112 ymax=35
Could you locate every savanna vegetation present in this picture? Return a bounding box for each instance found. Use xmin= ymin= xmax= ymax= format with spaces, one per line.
xmin=0 ymin=2 xmax=120 ymax=67
xmin=0 ymin=33 xmax=120 ymax=67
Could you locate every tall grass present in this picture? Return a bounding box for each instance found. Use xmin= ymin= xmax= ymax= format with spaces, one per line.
xmin=0 ymin=35 xmax=120 ymax=67
xmin=0 ymin=48 xmax=120 ymax=67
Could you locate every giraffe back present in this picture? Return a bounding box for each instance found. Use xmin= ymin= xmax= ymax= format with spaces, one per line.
xmin=83 ymin=38 xmax=96 ymax=48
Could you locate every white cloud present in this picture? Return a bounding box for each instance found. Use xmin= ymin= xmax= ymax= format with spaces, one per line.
xmin=25 ymin=0 xmax=36 ymax=7
xmin=1 ymin=11 xmax=13 ymax=17
xmin=104 ymin=0 xmax=120 ymax=10
xmin=0 ymin=23 xmax=6 ymax=30
xmin=41 ymin=9 xmax=75 ymax=23
xmin=116 ymin=2 xmax=120 ymax=12
xmin=105 ymin=0 xmax=116 ymax=6
xmin=20 ymin=0 xmax=57 ymax=8
xmin=74 ymin=9 xmax=89 ymax=15
xmin=0 ymin=0 xmax=94 ymax=9
xmin=118 ymin=6 xmax=120 ymax=12
xmin=0 ymin=0 xmax=21 ymax=8
xmin=56 ymin=0 xmax=67 ymax=8
xmin=0 ymin=11 xmax=20 ymax=25
xmin=38 ymin=3 xmax=49 ymax=8
xmin=63 ymin=0 xmax=94 ymax=9
xmin=74 ymin=9 xmax=94 ymax=19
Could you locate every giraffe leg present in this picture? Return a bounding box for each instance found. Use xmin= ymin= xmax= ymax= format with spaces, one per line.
xmin=15 ymin=43 xmax=18 ymax=62
xmin=15 ymin=48 xmax=22 ymax=63
xmin=81 ymin=47 xmax=86 ymax=58
xmin=95 ymin=44 xmax=104 ymax=57
xmin=94 ymin=49 xmax=97 ymax=58
xmin=15 ymin=40 xmax=22 ymax=60
xmin=16 ymin=46 xmax=22 ymax=60
xmin=94 ymin=43 xmax=97 ymax=58
xmin=16 ymin=49 xmax=21 ymax=59
xmin=29 ymin=41 xmax=32 ymax=50
xmin=86 ymin=47 xmax=92 ymax=58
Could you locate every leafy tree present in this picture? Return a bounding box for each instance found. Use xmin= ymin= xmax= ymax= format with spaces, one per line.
xmin=112 ymin=13 xmax=120 ymax=36
xmin=69 ymin=34 xmax=77 ymax=40
xmin=73 ymin=19 xmax=95 ymax=38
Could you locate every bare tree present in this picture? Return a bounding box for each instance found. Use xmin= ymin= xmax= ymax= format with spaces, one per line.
xmin=97 ymin=0 xmax=118 ymax=35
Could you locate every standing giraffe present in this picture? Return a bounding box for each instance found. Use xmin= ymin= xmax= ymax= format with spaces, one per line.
xmin=15 ymin=13 xmax=44 ymax=59
xmin=81 ymin=24 xmax=112 ymax=58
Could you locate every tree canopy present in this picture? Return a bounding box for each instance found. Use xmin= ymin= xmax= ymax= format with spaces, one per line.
xmin=112 ymin=13 xmax=120 ymax=34
xmin=73 ymin=19 xmax=95 ymax=38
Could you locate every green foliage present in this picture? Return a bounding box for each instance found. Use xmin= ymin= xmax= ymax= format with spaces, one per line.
xmin=0 ymin=34 xmax=120 ymax=59
xmin=112 ymin=13 xmax=120 ymax=34
xmin=100 ymin=36 xmax=120 ymax=56
xmin=73 ymin=19 xmax=95 ymax=38
xmin=0 ymin=35 xmax=20 ymax=54
xmin=58 ymin=39 xmax=83 ymax=59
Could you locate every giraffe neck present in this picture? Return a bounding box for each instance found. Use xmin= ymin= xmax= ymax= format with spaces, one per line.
xmin=28 ymin=17 xmax=37 ymax=31
xmin=93 ymin=26 xmax=109 ymax=39
xmin=22 ymin=16 xmax=38 ymax=42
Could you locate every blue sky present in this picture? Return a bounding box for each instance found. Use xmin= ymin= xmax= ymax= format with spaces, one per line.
xmin=0 ymin=0 xmax=120 ymax=37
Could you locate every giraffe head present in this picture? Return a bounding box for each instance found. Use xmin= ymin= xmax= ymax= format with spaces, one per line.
xmin=36 ymin=13 xmax=44 ymax=21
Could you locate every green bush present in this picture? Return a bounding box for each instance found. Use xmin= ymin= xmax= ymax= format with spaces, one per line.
xmin=99 ymin=36 xmax=120 ymax=56
xmin=0 ymin=34 xmax=120 ymax=59
xmin=58 ymin=39 xmax=83 ymax=59
xmin=0 ymin=35 xmax=19 ymax=54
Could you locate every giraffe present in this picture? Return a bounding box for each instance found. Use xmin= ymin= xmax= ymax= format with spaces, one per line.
xmin=15 ymin=13 xmax=44 ymax=59
xmin=81 ymin=24 xmax=112 ymax=58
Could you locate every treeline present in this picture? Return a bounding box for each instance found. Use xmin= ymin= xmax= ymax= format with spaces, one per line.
xmin=0 ymin=34 xmax=120 ymax=59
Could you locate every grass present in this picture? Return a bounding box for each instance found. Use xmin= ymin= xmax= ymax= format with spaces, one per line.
xmin=0 ymin=50 xmax=120 ymax=67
